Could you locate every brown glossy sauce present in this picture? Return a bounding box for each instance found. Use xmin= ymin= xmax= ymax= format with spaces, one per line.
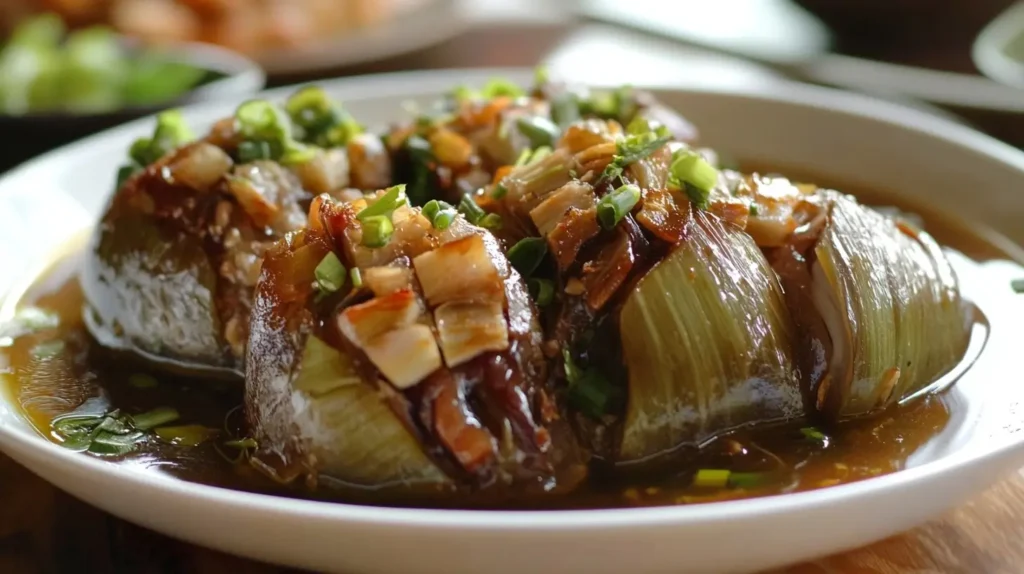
xmin=0 ymin=171 xmax=1013 ymax=511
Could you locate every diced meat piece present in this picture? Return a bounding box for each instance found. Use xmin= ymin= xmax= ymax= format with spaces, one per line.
xmin=167 ymin=142 xmax=233 ymax=192
xmin=413 ymin=235 xmax=504 ymax=307
xmin=548 ymin=207 xmax=601 ymax=270
xmin=291 ymin=148 xmax=350 ymax=195
xmin=434 ymin=301 xmax=509 ymax=367
xmin=336 ymin=289 xmax=422 ymax=346
xmin=529 ymin=181 xmax=596 ymax=236
xmin=363 ymin=324 xmax=443 ymax=389
xmin=363 ymin=265 xmax=414 ymax=297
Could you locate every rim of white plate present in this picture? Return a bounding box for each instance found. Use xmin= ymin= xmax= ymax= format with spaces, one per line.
xmin=1 ymin=67 xmax=1023 ymax=532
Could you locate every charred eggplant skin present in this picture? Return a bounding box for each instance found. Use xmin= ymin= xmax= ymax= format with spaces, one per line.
xmin=245 ymin=195 xmax=587 ymax=497
xmin=83 ymin=145 xmax=240 ymax=376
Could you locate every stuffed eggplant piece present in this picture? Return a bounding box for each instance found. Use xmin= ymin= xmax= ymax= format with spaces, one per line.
xmin=768 ymin=189 xmax=971 ymax=421
xmin=83 ymin=89 xmax=389 ymax=376
xmin=478 ymin=116 xmax=803 ymax=464
xmin=385 ymin=73 xmax=698 ymax=211
xmin=245 ymin=188 xmax=586 ymax=495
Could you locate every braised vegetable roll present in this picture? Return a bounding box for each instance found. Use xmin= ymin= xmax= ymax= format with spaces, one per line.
xmin=245 ymin=187 xmax=586 ymax=495
xmin=385 ymin=73 xmax=698 ymax=210
xmin=83 ymin=89 xmax=389 ymax=376
xmin=766 ymin=189 xmax=971 ymax=421
xmin=472 ymin=116 xmax=804 ymax=465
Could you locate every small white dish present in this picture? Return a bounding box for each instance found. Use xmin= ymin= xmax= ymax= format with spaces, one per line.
xmin=253 ymin=0 xmax=468 ymax=75
xmin=1 ymin=68 xmax=1024 ymax=574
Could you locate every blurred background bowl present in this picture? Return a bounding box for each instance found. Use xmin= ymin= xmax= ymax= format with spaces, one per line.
xmin=0 ymin=34 xmax=263 ymax=171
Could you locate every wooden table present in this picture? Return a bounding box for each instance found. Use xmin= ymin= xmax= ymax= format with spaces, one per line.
xmin=3 ymin=7 xmax=1022 ymax=573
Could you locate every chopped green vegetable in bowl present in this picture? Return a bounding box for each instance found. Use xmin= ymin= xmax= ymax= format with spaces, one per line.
xmin=0 ymin=13 xmax=226 ymax=116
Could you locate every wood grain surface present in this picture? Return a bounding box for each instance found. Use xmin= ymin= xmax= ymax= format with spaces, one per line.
xmin=2 ymin=449 xmax=1023 ymax=574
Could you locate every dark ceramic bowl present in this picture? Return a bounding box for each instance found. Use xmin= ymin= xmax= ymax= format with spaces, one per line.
xmin=0 ymin=39 xmax=265 ymax=172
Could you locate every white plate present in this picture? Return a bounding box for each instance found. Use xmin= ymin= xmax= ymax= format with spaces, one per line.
xmin=2 ymin=68 xmax=1024 ymax=574
xmin=253 ymin=0 xmax=468 ymax=75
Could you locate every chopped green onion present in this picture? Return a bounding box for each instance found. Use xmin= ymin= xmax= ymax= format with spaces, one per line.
xmin=626 ymin=115 xmax=671 ymax=139
xmin=451 ymin=84 xmax=476 ymax=103
xmin=693 ymin=469 xmax=730 ymax=488
xmin=357 ymin=184 xmax=407 ymax=221
xmin=155 ymin=425 xmax=218 ymax=447
xmin=533 ymin=64 xmax=550 ymax=86
xmin=801 ymin=427 xmax=828 ymax=444
xmin=284 ymin=86 xmax=362 ymax=147
xmin=349 ymin=268 xmax=363 ymax=289
xmin=479 ymin=213 xmax=503 ymax=230
xmin=528 ymin=278 xmax=554 ymax=307
xmin=596 ymin=184 xmax=641 ymax=229
xmin=422 ymin=199 xmax=441 ymax=221
xmin=492 ymin=183 xmax=508 ymax=199
xmin=314 ymin=252 xmax=347 ymax=293
xmin=236 ymin=99 xmax=293 ymax=142
xmin=128 ymin=109 xmax=194 ymax=166
xmin=131 ymin=407 xmax=180 ymax=430
xmin=224 ymin=437 xmax=259 ymax=450
xmin=529 ymin=146 xmax=552 ymax=163
xmin=550 ymin=93 xmax=580 ymax=128
xmin=422 ymin=199 xmax=457 ymax=229
xmin=728 ymin=472 xmax=771 ymax=489
xmin=1012 ymin=279 xmax=1024 ymax=293
xmin=31 ymin=340 xmax=64 ymax=359
xmin=669 ymin=149 xmax=719 ymax=209
xmin=749 ymin=204 xmax=760 ymax=217
xmin=562 ymin=347 xmax=583 ymax=383
xmin=568 ymin=370 xmax=613 ymax=419
xmin=601 ymin=133 xmax=671 ymax=183
xmin=115 ymin=164 xmax=140 ymax=190
xmin=516 ymin=116 xmax=559 ymax=149
xmin=514 ymin=148 xmax=532 ymax=167
xmin=88 ymin=431 xmax=145 ymax=456
xmin=433 ymin=208 xmax=456 ymax=230
xmin=480 ymin=77 xmax=525 ymax=99
xmin=404 ymin=135 xmax=435 ymax=206
xmin=507 ymin=237 xmax=548 ymax=277
xmin=457 ymin=194 xmax=488 ymax=225
xmin=361 ymin=215 xmax=395 ymax=248
xmin=128 ymin=373 xmax=158 ymax=389
xmin=237 ymin=140 xmax=273 ymax=163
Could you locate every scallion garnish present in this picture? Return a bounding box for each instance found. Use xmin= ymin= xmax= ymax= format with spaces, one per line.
xmin=404 ymin=135 xmax=435 ymax=206
xmin=728 ymin=472 xmax=771 ymax=489
xmin=528 ymin=278 xmax=554 ymax=307
xmin=361 ymin=215 xmax=395 ymax=248
xmin=479 ymin=213 xmax=503 ymax=230
xmin=507 ymin=237 xmax=548 ymax=277
xmin=693 ymin=469 xmax=730 ymax=488
xmin=514 ymin=148 xmax=532 ymax=167
xmin=357 ymin=184 xmax=407 ymax=221
xmin=422 ymin=199 xmax=458 ymax=230
xmin=114 ymin=164 xmax=140 ymax=191
xmin=492 ymin=183 xmax=508 ymax=199
xmin=749 ymin=204 xmax=760 ymax=217
xmin=533 ymin=64 xmax=550 ymax=86
xmin=314 ymin=252 xmax=347 ymax=293
xmin=551 ymin=92 xmax=580 ymax=128
xmin=131 ymin=406 xmax=180 ymax=430
xmin=128 ymin=109 xmax=194 ymax=167
xmin=801 ymin=426 xmax=829 ymax=446
xmin=237 ymin=140 xmax=273 ymax=163
xmin=480 ymin=77 xmax=525 ymax=99
xmin=284 ymin=85 xmax=362 ymax=147
xmin=516 ymin=116 xmax=559 ymax=149
xmin=457 ymin=194 xmax=488 ymax=225
xmin=1012 ymin=279 xmax=1024 ymax=293
xmin=224 ymin=437 xmax=259 ymax=450
xmin=601 ymin=132 xmax=671 ymax=183
xmin=350 ymin=267 xmax=363 ymax=289
xmin=668 ymin=149 xmax=719 ymax=209
xmin=155 ymin=425 xmax=218 ymax=447
xmin=88 ymin=431 xmax=145 ymax=456
xmin=596 ymin=184 xmax=641 ymax=229
xmin=128 ymin=373 xmax=158 ymax=389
